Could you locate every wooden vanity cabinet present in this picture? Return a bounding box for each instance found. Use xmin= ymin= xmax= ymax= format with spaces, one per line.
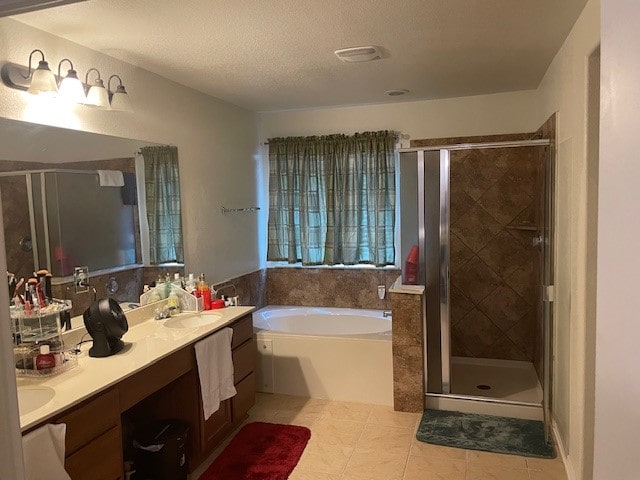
xmin=229 ymin=314 xmax=256 ymax=421
xmin=193 ymin=314 xmax=256 ymax=468
xmin=26 ymin=312 xmax=256 ymax=479
xmin=53 ymin=388 xmax=124 ymax=480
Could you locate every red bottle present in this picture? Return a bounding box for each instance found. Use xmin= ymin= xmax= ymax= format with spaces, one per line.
xmin=36 ymin=345 xmax=56 ymax=371
xmin=404 ymin=245 xmax=419 ymax=285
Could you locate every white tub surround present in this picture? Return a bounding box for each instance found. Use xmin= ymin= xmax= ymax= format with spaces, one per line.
xmin=253 ymin=306 xmax=391 ymax=336
xmin=253 ymin=306 xmax=393 ymax=405
xmin=17 ymin=306 xmax=254 ymax=431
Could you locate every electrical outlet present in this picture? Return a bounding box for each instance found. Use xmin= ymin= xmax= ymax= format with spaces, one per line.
xmin=74 ymin=266 xmax=89 ymax=294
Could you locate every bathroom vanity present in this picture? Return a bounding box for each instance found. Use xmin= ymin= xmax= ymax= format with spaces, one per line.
xmin=18 ymin=306 xmax=256 ymax=479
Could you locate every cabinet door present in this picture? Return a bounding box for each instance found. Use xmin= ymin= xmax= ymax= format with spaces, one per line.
xmin=65 ymin=426 xmax=123 ymax=480
xmin=56 ymin=389 xmax=120 ymax=457
xmin=232 ymin=372 xmax=256 ymax=423
xmin=202 ymin=399 xmax=232 ymax=450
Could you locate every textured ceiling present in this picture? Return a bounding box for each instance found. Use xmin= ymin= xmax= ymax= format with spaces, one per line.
xmin=13 ymin=0 xmax=589 ymax=112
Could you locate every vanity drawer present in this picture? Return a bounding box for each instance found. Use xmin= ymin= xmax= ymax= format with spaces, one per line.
xmin=232 ymin=371 xmax=255 ymax=422
xmin=231 ymin=315 xmax=253 ymax=348
xmin=56 ymin=388 xmax=120 ymax=456
xmin=232 ymin=338 xmax=254 ymax=384
xmin=65 ymin=426 xmax=123 ymax=480
xmin=119 ymin=346 xmax=195 ymax=411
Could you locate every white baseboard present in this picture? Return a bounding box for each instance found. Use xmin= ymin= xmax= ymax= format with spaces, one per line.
xmin=552 ymin=420 xmax=577 ymax=480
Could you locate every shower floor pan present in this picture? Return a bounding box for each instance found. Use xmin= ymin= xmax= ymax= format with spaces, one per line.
xmin=427 ymin=357 xmax=543 ymax=421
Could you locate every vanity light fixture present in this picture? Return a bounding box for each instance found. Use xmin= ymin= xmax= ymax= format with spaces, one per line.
xmin=84 ymin=68 xmax=110 ymax=109
xmin=1 ymin=49 xmax=133 ymax=112
xmin=57 ymin=59 xmax=86 ymax=103
xmin=108 ymin=74 xmax=133 ymax=112
xmin=24 ymin=49 xmax=58 ymax=96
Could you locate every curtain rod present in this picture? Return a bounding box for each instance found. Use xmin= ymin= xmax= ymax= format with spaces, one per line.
xmin=263 ymin=133 xmax=410 ymax=145
xmin=136 ymin=144 xmax=176 ymax=155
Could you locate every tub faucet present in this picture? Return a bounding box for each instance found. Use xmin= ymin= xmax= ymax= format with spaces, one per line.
xmin=213 ymin=283 xmax=236 ymax=298
xmin=383 ymin=310 xmax=392 ymax=318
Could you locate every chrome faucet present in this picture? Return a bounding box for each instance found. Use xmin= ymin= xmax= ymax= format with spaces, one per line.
xmin=383 ymin=310 xmax=392 ymax=318
xmin=154 ymin=305 xmax=175 ymax=320
xmin=213 ymin=283 xmax=237 ymax=298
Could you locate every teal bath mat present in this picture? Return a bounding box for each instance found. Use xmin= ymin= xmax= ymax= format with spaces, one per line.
xmin=416 ymin=410 xmax=555 ymax=458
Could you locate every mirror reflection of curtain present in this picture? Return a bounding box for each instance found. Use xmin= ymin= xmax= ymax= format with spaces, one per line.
xmin=267 ymin=130 xmax=396 ymax=266
xmin=141 ymin=146 xmax=184 ymax=264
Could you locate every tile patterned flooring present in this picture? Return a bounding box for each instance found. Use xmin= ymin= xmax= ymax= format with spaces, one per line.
xmin=190 ymin=393 xmax=567 ymax=480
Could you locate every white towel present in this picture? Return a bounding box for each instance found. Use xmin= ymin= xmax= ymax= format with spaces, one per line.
xmin=22 ymin=423 xmax=71 ymax=480
xmin=195 ymin=328 xmax=237 ymax=420
xmin=97 ymin=170 xmax=125 ymax=187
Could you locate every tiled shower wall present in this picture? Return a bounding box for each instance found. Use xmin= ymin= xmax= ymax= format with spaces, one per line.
xmin=448 ymin=145 xmax=544 ymax=362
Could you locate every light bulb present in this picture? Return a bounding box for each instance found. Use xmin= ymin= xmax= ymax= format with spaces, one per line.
xmin=84 ymin=79 xmax=111 ymax=109
xmin=110 ymin=85 xmax=133 ymax=112
xmin=58 ymin=69 xmax=85 ymax=104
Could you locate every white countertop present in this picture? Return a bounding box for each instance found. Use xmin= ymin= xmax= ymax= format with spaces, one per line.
xmin=17 ymin=305 xmax=255 ymax=432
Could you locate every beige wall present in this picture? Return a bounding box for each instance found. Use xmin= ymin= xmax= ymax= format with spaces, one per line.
xmin=258 ymin=90 xmax=538 ymax=142
xmin=595 ymin=0 xmax=639 ymax=478
xmin=0 ymin=18 xmax=261 ymax=284
xmin=533 ymin=1 xmax=600 ymax=479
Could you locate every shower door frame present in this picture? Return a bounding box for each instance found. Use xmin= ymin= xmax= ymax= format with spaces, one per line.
xmin=401 ymin=139 xmax=553 ymax=426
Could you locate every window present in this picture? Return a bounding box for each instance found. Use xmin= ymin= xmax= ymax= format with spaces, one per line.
xmin=267 ymin=131 xmax=396 ymax=267
xmin=141 ymin=145 xmax=184 ymax=264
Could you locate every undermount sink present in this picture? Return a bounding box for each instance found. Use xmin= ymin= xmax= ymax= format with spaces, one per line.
xmin=17 ymin=386 xmax=55 ymax=416
xmin=164 ymin=313 xmax=223 ymax=329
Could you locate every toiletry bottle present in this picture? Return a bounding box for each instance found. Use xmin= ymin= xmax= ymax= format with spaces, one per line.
xmin=173 ymin=273 xmax=183 ymax=290
xmin=47 ymin=338 xmax=64 ymax=366
xmin=167 ymin=284 xmax=181 ymax=313
xmin=198 ymin=274 xmax=212 ymax=310
xmin=155 ymin=275 xmax=165 ymax=299
xmin=185 ymin=273 xmax=196 ymax=295
xmin=36 ymin=345 xmax=56 ymax=371
xmin=164 ymin=273 xmax=171 ymax=298
xmin=148 ymin=287 xmax=161 ymax=304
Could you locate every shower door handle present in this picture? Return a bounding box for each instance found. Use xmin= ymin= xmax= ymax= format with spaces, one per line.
xmin=532 ymin=235 xmax=544 ymax=249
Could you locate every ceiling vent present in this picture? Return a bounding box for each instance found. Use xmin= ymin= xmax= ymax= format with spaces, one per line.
xmin=385 ymin=89 xmax=409 ymax=97
xmin=334 ymin=46 xmax=382 ymax=63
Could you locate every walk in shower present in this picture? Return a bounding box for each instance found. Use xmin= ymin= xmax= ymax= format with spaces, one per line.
xmin=399 ymin=139 xmax=553 ymax=435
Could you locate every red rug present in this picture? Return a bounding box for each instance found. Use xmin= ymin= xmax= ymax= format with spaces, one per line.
xmin=198 ymin=422 xmax=312 ymax=480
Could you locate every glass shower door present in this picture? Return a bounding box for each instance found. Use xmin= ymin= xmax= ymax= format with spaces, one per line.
xmin=541 ymin=146 xmax=555 ymax=442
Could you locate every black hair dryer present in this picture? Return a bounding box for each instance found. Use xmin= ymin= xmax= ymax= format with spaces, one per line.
xmin=83 ymin=298 xmax=129 ymax=358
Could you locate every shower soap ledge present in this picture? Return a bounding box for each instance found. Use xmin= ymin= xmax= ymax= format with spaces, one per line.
xmin=389 ymin=276 xmax=425 ymax=295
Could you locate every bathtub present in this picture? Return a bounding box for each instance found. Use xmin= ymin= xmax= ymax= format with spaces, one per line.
xmin=253 ymin=306 xmax=393 ymax=405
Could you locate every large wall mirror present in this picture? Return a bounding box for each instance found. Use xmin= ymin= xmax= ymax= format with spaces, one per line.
xmin=0 ymin=117 xmax=182 ymax=309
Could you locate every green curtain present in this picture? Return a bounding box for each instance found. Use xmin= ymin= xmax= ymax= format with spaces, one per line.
xmin=268 ymin=131 xmax=396 ymax=266
xmin=142 ymin=146 xmax=184 ymax=264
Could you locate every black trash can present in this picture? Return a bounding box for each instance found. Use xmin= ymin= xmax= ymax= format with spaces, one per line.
xmin=133 ymin=420 xmax=189 ymax=480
